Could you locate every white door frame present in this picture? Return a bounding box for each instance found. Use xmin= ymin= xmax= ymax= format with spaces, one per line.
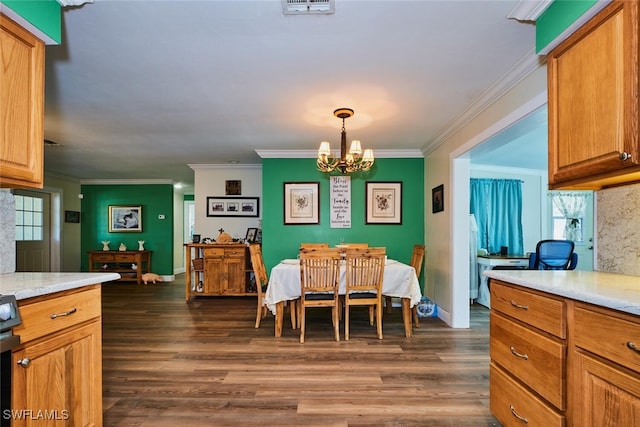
xmin=450 ymin=91 xmax=547 ymax=328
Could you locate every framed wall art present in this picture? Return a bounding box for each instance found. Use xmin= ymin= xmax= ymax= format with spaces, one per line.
xmin=284 ymin=182 xmax=319 ymax=225
xmin=245 ymin=227 xmax=258 ymax=243
xmin=432 ymin=184 xmax=444 ymax=213
xmin=64 ymin=210 xmax=80 ymax=223
xmin=108 ymin=205 xmax=142 ymax=232
xmin=206 ymin=196 xmax=259 ymax=217
xmin=365 ymin=181 xmax=402 ymax=224
xmin=225 ymin=180 xmax=241 ymax=195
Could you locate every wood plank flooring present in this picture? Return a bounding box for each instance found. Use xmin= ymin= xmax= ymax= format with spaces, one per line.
xmin=102 ymin=274 xmax=502 ymax=426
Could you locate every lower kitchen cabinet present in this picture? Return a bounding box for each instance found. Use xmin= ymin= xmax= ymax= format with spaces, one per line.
xmin=490 ymin=278 xmax=640 ymax=427
xmin=11 ymin=285 xmax=102 ymax=426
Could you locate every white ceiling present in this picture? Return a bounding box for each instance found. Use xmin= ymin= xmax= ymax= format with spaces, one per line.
xmin=41 ymin=0 xmax=544 ymax=190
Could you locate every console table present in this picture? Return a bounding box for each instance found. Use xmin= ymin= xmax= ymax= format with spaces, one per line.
xmin=88 ymin=250 xmax=152 ymax=284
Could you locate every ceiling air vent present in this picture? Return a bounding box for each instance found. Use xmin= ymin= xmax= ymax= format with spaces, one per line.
xmin=282 ymin=0 xmax=334 ymax=15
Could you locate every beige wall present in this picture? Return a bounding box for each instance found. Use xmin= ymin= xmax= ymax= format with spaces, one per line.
xmin=424 ymin=63 xmax=548 ymax=327
xmin=190 ymin=164 xmax=262 ymax=241
xmin=45 ymin=174 xmax=82 ymax=271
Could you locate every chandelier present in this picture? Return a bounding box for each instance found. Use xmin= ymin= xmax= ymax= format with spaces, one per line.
xmin=316 ymin=108 xmax=374 ymax=174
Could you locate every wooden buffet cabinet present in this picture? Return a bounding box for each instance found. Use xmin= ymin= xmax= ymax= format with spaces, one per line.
xmin=184 ymin=243 xmax=253 ymax=300
xmin=11 ymin=285 xmax=103 ymax=426
xmin=547 ymin=0 xmax=640 ymax=190
xmin=88 ymin=250 xmax=152 ymax=284
xmin=0 ymin=13 xmax=45 ymax=189
xmin=490 ymin=278 xmax=640 ymax=427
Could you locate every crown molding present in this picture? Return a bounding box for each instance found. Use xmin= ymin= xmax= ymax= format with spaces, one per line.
xmin=79 ymin=179 xmax=174 ymax=185
xmin=255 ymin=149 xmax=423 ymax=159
xmin=422 ymin=48 xmax=545 ymax=156
xmin=188 ymin=164 xmax=262 ymax=170
xmin=507 ymin=0 xmax=552 ymax=22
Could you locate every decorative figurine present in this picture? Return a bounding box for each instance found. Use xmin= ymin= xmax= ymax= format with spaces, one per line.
xmin=101 ymin=241 xmax=110 ymax=251
xmin=138 ymin=240 xmax=145 ymax=251
xmin=119 ymin=243 xmax=127 ymax=251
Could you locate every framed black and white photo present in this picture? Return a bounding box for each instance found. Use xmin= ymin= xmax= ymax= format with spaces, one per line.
xmin=206 ymin=196 xmax=259 ymax=217
xmin=432 ymin=184 xmax=444 ymax=213
xmin=108 ymin=205 xmax=142 ymax=232
xmin=284 ymin=182 xmax=319 ymax=225
xmin=245 ymin=227 xmax=258 ymax=243
xmin=365 ymin=181 xmax=402 ymax=224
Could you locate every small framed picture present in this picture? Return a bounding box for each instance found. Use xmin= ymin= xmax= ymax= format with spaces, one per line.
xmin=245 ymin=227 xmax=258 ymax=243
xmin=284 ymin=182 xmax=319 ymax=225
xmin=225 ymin=180 xmax=241 ymax=195
xmin=109 ymin=205 xmax=142 ymax=232
xmin=432 ymin=184 xmax=444 ymax=213
xmin=64 ymin=210 xmax=80 ymax=223
xmin=192 ymin=234 xmax=201 ymax=243
xmin=365 ymin=182 xmax=402 ymax=224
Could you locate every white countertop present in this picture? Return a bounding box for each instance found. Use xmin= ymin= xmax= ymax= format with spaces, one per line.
xmin=484 ymin=269 xmax=640 ymax=316
xmin=0 ymin=272 xmax=121 ymax=300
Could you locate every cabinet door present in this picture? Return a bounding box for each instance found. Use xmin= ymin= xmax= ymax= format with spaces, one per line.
xmin=204 ymin=255 xmax=225 ymax=294
xmin=0 ymin=14 xmax=44 ymax=189
xmin=224 ymin=249 xmax=246 ymax=294
xmin=12 ymin=320 xmax=102 ymax=427
xmin=574 ymin=351 xmax=640 ymax=427
xmin=547 ymin=1 xmax=640 ymax=188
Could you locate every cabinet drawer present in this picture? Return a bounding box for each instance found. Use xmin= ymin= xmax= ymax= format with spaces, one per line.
xmin=224 ymin=248 xmax=245 ymax=258
xmin=491 ymin=312 xmax=565 ymax=410
xmin=13 ymin=286 xmax=101 ymax=344
xmin=203 ymin=248 xmax=224 ymax=257
xmin=91 ymin=253 xmax=115 ymax=262
xmin=490 ymin=364 xmax=565 ymax=427
xmin=114 ymin=253 xmax=135 ymax=262
xmin=574 ymin=304 xmax=640 ymax=373
xmin=491 ymin=281 xmax=566 ymax=338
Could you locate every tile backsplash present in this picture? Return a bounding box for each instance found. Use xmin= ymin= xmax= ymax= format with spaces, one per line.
xmin=0 ymin=189 xmax=16 ymax=273
xmin=597 ymin=182 xmax=640 ymax=276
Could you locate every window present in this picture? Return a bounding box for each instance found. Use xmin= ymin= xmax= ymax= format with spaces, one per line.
xmin=15 ymin=194 xmax=44 ymax=241
xmin=550 ymin=192 xmax=589 ymax=243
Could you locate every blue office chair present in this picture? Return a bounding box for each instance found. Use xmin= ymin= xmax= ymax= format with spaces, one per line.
xmin=528 ymin=239 xmax=578 ymax=270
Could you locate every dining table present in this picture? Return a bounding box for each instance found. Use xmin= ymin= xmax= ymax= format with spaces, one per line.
xmin=263 ymin=258 xmax=423 ymax=338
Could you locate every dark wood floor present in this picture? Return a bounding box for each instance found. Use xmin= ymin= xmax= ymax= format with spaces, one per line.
xmin=102 ymin=274 xmax=502 ymax=426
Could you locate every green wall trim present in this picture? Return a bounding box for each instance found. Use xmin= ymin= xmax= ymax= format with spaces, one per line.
xmin=536 ymin=0 xmax=597 ymax=53
xmin=80 ymin=184 xmax=174 ymax=275
xmin=261 ymin=157 xmax=425 ymax=286
xmin=1 ymin=0 xmax=61 ymax=44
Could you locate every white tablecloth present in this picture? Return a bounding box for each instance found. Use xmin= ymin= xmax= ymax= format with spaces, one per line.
xmin=264 ymin=259 xmax=422 ymax=315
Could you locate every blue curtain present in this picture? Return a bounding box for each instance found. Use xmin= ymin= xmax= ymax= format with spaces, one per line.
xmin=470 ymin=178 xmax=523 ymax=255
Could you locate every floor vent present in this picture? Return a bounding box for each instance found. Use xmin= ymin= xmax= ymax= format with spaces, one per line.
xmin=282 ymin=0 xmax=334 ymax=15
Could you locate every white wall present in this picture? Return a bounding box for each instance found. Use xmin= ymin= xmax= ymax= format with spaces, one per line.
xmin=190 ymin=164 xmax=262 ymax=241
xmin=173 ymin=188 xmax=185 ymax=274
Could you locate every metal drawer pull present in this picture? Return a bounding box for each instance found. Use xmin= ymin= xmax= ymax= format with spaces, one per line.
xmin=510 ymin=300 xmax=528 ymax=310
xmin=510 ymin=346 xmax=529 ymax=360
xmin=17 ymin=358 xmax=31 ymax=367
xmin=627 ymin=341 xmax=640 ymax=353
xmin=50 ymin=307 xmax=77 ymax=319
xmin=509 ymin=405 xmax=528 ymax=424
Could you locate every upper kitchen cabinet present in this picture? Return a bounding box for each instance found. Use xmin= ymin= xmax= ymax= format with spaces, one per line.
xmin=548 ymin=0 xmax=640 ymax=190
xmin=0 ymin=13 xmax=44 ymax=189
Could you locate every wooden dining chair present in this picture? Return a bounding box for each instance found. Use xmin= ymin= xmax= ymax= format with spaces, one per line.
xmin=344 ymin=247 xmax=386 ymax=340
xmin=249 ymin=244 xmax=296 ymax=329
xmin=299 ymin=243 xmax=329 ymax=249
xmin=385 ymin=244 xmax=425 ymax=328
xmin=298 ymin=248 xmax=342 ymax=343
xmin=341 ymin=243 xmax=368 ymax=248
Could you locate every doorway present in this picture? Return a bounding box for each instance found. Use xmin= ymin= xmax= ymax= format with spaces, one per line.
xmin=14 ymin=190 xmax=51 ymax=272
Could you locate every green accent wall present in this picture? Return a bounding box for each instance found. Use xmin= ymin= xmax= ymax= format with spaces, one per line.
xmin=536 ymin=0 xmax=597 ymax=53
xmin=80 ymin=184 xmax=174 ymax=275
xmin=1 ymin=0 xmax=61 ymax=43
xmin=262 ymin=158 xmax=424 ymax=282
